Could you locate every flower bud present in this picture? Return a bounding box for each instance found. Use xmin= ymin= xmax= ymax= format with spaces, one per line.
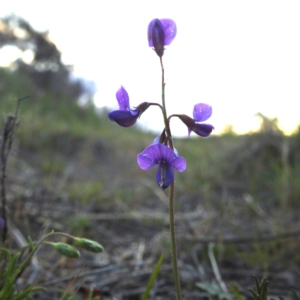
xmin=108 ymin=87 xmax=150 ymax=127
xmin=51 ymin=242 xmax=80 ymax=258
xmin=148 ymin=18 xmax=177 ymax=57
xmin=177 ymin=114 xmax=214 ymax=137
xmin=74 ymin=238 xmax=104 ymax=253
xmin=149 ymin=19 xmax=165 ymax=57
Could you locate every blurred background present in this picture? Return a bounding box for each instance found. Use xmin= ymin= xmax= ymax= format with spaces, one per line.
xmin=1 ymin=1 xmax=300 ymax=299
xmin=2 ymin=0 xmax=300 ymax=136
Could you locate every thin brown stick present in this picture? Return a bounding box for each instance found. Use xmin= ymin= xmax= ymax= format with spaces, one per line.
xmin=190 ymin=229 xmax=300 ymax=244
xmin=1 ymin=96 xmax=28 ymax=243
xmin=1 ymin=115 xmax=16 ymax=243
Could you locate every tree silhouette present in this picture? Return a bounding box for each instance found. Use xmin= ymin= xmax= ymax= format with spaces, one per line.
xmin=0 ymin=15 xmax=86 ymax=101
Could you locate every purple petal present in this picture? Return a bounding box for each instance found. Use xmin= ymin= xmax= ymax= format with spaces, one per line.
xmin=147 ymin=19 xmax=165 ymax=57
xmin=147 ymin=19 xmax=156 ymax=47
xmin=137 ymin=151 xmax=157 ymax=170
xmin=170 ymin=156 xmax=186 ymax=172
xmin=137 ymin=144 xmax=164 ymax=167
xmin=148 ymin=19 xmax=164 ymax=48
xmin=160 ymin=19 xmax=177 ymax=45
xmin=193 ymin=123 xmax=214 ymax=137
xmin=151 ymin=136 xmax=160 ymax=145
xmin=154 ymin=143 xmax=178 ymax=165
xmin=108 ymin=110 xmax=139 ymax=127
xmin=137 ymin=143 xmax=186 ymax=171
xmin=193 ymin=103 xmax=212 ymax=122
xmin=173 ymin=148 xmax=179 ymax=156
xmin=156 ymin=163 xmax=174 ymax=189
xmin=116 ymin=86 xmax=130 ymax=110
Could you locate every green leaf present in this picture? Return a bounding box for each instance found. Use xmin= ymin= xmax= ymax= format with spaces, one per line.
xmin=0 ymin=247 xmax=11 ymax=257
xmin=229 ymin=282 xmax=245 ymax=300
xmin=197 ymin=282 xmax=223 ymax=296
xmin=12 ymin=284 xmax=47 ymax=300
xmin=291 ymin=291 xmax=300 ymax=300
xmin=253 ymin=276 xmax=260 ymax=295
xmin=196 ymin=282 xmax=233 ymax=300
xmin=261 ymin=280 xmax=269 ymax=300
xmin=249 ymin=288 xmax=260 ymax=300
xmin=141 ymin=253 xmax=164 ymax=300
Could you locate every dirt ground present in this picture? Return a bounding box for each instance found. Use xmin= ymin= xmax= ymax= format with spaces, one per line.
xmin=4 ymin=135 xmax=300 ymax=300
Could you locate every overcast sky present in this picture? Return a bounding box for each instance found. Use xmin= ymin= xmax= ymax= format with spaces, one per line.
xmin=2 ymin=0 xmax=300 ymax=136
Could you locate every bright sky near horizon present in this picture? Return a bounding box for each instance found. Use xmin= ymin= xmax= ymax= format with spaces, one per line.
xmin=1 ymin=1 xmax=300 ymax=136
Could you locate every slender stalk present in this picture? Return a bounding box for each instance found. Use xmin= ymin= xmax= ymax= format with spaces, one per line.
xmin=148 ymin=102 xmax=163 ymax=111
xmin=168 ymin=181 xmax=182 ymax=299
xmin=15 ymin=231 xmax=76 ymax=279
xmin=159 ymin=56 xmax=182 ymax=300
xmin=1 ymin=115 xmax=16 ymax=243
xmin=1 ymin=96 xmax=28 ymax=243
xmin=1 ymin=128 xmax=8 ymax=243
xmin=159 ymin=57 xmax=174 ymax=150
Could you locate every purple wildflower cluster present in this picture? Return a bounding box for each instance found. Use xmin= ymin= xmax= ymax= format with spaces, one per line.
xmin=108 ymin=18 xmax=214 ymax=189
xmin=108 ymin=86 xmax=149 ymax=127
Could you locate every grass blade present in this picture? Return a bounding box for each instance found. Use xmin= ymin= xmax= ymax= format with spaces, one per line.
xmin=141 ymin=253 xmax=164 ymax=300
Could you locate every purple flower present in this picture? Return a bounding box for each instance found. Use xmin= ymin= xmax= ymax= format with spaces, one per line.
xmin=137 ymin=143 xmax=186 ymax=189
xmin=148 ymin=18 xmax=177 ymax=57
xmin=108 ymin=86 xmax=149 ymax=127
xmin=178 ymin=103 xmax=214 ymax=137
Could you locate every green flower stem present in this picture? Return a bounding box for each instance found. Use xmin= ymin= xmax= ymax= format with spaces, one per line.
xmin=159 ymin=57 xmax=174 ymax=149
xmin=159 ymin=56 xmax=182 ymax=300
xmin=15 ymin=231 xmax=76 ymax=279
xmin=169 ymin=181 xmax=182 ymax=300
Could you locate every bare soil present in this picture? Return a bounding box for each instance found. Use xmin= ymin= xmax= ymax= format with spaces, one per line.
xmin=4 ymin=134 xmax=300 ymax=300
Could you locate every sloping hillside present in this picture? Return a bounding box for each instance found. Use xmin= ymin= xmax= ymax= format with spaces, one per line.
xmin=1 ymin=67 xmax=300 ymax=299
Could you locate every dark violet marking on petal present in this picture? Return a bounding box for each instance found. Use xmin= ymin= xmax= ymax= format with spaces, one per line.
xmin=193 ymin=123 xmax=214 ymax=137
xmin=108 ymin=110 xmax=139 ymax=127
xmin=156 ymin=162 xmax=174 ymax=189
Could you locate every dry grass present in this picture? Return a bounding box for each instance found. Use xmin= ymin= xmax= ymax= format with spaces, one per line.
xmin=1 ymin=68 xmax=300 ymax=299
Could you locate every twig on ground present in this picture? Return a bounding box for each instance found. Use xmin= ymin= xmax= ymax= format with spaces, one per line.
xmin=208 ymin=242 xmax=228 ymax=294
xmin=191 ymin=244 xmax=206 ymax=280
xmin=133 ymin=242 xmax=145 ymax=275
xmin=60 ymin=268 xmax=83 ymax=300
xmin=141 ymin=178 xmax=169 ymax=206
xmin=9 ymin=221 xmax=41 ymax=284
xmin=23 ymin=209 xmax=204 ymax=222
xmin=42 ymin=263 xmax=127 ymax=286
xmin=191 ymin=229 xmax=300 ymax=244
